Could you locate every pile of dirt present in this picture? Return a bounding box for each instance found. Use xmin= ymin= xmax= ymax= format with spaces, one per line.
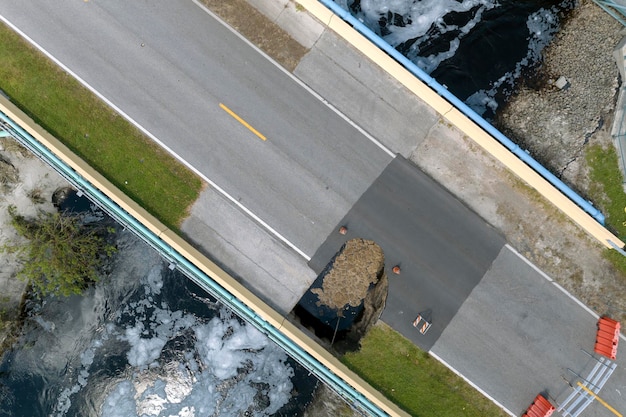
xmin=312 ymin=239 xmax=384 ymax=310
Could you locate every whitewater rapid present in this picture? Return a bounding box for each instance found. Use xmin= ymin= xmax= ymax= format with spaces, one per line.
xmin=0 ymin=230 xmax=317 ymax=417
xmin=335 ymin=0 xmax=574 ymax=116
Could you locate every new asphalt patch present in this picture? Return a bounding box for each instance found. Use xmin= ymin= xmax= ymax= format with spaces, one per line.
xmin=310 ymin=156 xmax=505 ymax=350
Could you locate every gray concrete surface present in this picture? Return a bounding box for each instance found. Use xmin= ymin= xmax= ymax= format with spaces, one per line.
xmin=182 ymin=186 xmax=316 ymax=315
xmin=431 ymin=245 xmax=626 ymax=415
xmin=295 ymin=30 xmax=441 ymax=158
xmin=248 ymin=0 xmax=325 ymax=49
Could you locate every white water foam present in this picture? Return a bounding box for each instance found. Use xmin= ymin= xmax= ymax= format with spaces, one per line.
xmin=465 ymin=6 xmax=561 ymax=115
xmin=337 ymin=0 xmax=566 ymax=114
xmin=338 ymin=0 xmax=499 ymax=73
xmin=50 ymin=247 xmax=295 ymax=417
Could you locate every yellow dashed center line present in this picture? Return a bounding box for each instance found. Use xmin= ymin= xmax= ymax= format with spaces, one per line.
xmin=219 ymin=103 xmax=266 ymax=141
xmin=577 ymin=382 xmax=622 ymax=417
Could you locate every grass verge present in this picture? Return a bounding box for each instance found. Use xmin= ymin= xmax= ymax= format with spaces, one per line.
xmin=585 ymin=144 xmax=626 ymax=274
xmin=0 ymin=22 xmax=203 ymax=230
xmin=342 ymin=323 xmax=509 ymax=417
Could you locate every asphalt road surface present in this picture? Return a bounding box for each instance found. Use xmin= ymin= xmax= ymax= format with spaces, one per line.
xmin=0 ymin=0 xmax=391 ymax=258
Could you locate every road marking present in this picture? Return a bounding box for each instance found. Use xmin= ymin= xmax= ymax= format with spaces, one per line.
xmin=428 ymin=351 xmax=516 ymax=417
xmin=192 ymin=0 xmax=395 ymax=158
xmin=506 ymin=244 xmax=626 ymax=343
xmin=577 ymin=382 xmax=622 ymax=417
xmin=219 ymin=103 xmax=266 ymax=141
xmin=0 ymin=11 xmax=310 ymax=262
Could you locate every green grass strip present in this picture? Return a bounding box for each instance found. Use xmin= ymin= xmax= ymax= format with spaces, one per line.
xmin=586 ymin=144 xmax=626 ymax=273
xmin=0 ymin=22 xmax=202 ymax=230
xmin=342 ymin=323 xmax=510 ymax=417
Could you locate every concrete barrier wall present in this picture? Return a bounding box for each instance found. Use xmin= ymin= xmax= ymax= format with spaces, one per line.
xmin=298 ymin=0 xmax=625 ymax=251
xmin=0 ymin=94 xmax=409 ymax=417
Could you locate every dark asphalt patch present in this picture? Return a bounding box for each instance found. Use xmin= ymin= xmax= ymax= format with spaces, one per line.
xmin=309 ymin=156 xmax=505 ymax=350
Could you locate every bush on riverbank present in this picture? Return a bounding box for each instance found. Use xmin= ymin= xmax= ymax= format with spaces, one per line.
xmin=2 ymin=205 xmax=116 ymax=297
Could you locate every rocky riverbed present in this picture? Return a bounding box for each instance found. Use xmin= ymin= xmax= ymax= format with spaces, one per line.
xmin=495 ymin=0 xmax=624 ymax=190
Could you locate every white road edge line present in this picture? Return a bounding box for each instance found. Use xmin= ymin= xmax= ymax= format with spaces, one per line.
xmin=428 ymin=351 xmax=516 ymax=417
xmin=191 ymin=0 xmax=396 ymax=159
xmin=505 ymin=244 xmax=626 ymax=342
xmin=428 ymin=244 xmax=625 ymax=417
xmin=0 ymin=10 xmax=312 ymax=262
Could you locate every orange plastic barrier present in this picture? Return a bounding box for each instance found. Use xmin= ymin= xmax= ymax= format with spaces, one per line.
xmin=522 ymin=394 xmax=555 ymax=417
xmin=594 ymin=317 xmax=620 ymax=360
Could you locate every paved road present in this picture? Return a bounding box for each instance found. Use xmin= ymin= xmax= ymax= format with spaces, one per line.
xmin=0 ymin=0 xmax=391 ymax=258
xmin=431 ymin=245 xmax=626 ymax=416
xmin=311 ymin=157 xmax=505 ymax=351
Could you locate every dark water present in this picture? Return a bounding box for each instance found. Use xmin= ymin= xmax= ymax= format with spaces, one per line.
xmin=337 ymin=0 xmax=576 ymax=118
xmin=0 ymin=229 xmax=318 ymax=417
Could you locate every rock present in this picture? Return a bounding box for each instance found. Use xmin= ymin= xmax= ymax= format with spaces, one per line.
xmin=555 ymin=75 xmax=570 ymax=90
xmin=495 ymin=0 xmax=622 ymax=182
xmin=51 ymin=186 xmax=75 ymax=208
xmin=0 ymin=154 xmax=18 ymax=193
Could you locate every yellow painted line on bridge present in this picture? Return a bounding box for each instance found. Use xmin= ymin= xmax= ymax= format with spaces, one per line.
xmin=577 ymin=382 xmax=622 ymax=417
xmin=219 ymin=103 xmax=266 ymax=141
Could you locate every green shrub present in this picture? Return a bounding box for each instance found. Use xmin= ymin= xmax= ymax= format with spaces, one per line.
xmin=3 ymin=205 xmax=116 ymax=297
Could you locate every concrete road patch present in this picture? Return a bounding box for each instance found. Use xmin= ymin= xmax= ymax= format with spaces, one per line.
xmin=431 ymin=245 xmax=626 ymax=416
xmin=182 ymin=187 xmax=317 ymax=315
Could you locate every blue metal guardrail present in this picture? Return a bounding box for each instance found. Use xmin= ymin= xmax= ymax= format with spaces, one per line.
xmin=319 ymin=0 xmax=606 ymax=226
xmin=0 ymin=109 xmax=389 ymax=417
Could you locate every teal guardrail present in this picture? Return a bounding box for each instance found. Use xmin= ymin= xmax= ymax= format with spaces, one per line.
xmin=0 ymin=108 xmax=389 ymax=417
xmin=320 ymin=0 xmax=607 ymax=226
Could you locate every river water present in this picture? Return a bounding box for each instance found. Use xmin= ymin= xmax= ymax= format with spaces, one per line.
xmin=335 ymin=0 xmax=576 ymax=118
xmin=0 ymin=227 xmax=318 ymax=417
